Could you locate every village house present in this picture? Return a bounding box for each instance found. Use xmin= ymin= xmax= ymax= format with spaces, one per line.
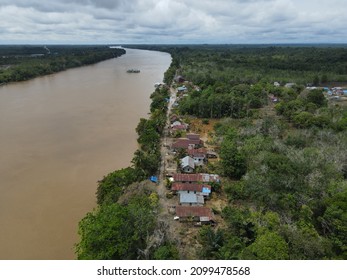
xmin=174 ymin=75 xmax=186 ymax=84
xmin=170 ymin=114 xmax=179 ymax=123
xmin=173 ymin=173 xmax=220 ymax=184
xmin=186 ymin=133 xmax=200 ymax=141
xmin=175 ymin=206 xmax=215 ymax=224
xmin=179 ymin=192 xmax=204 ymax=206
xmin=171 ymin=182 xmax=212 ymax=197
xmin=171 ymin=138 xmax=202 ymax=151
xmin=172 ymin=173 xmax=200 ymax=184
xmin=171 ymin=121 xmax=182 ymax=127
xmin=170 ymin=121 xmax=188 ymax=133
xmin=180 ymin=156 xmax=195 ymax=173
xmin=171 ymin=124 xmax=188 ymax=133
xmin=177 ymin=85 xmax=188 ymax=93
xmin=306 ymin=86 xmax=318 ymax=90
xmin=285 ymin=82 xmax=296 ymax=88
xmin=187 ymin=147 xmax=207 ymax=166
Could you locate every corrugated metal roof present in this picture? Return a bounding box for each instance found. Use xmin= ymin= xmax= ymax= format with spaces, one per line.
xmin=186 ymin=133 xmax=200 ymax=140
xmin=177 ymin=86 xmax=187 ymax=91
xmin=187 ymin=148 xmax=207 ymax=157
xmin=179 ymin=193 xmax=204 ymax=204
xmin=173 ymin=173 xmax=220 ymax=183
xmin=171 ymin=138 xmax=201 ymax=149
xmin=171 ymin=125 xmax=188 ymax=131
xmin=172 ymin=182 xmax=211 ymax=192
xmin=176 ymin=206 xmax=214 ymax=220
xmin=180 ymin=156 xmax=195 ymax=169
xmin=172 ymin=121 xmax=182 ymax=126
xmin=173 ymin=173 xmax=200 ymax=182
xmin=200 ymin=173 xmax=220 ymax=182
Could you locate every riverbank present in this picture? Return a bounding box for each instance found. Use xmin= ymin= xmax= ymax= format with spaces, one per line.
xmin=0 ymin=45 xmax=125 ymax=85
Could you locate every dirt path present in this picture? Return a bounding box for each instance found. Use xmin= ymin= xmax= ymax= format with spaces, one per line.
xmin=155 ymin=87 xmax=205 ymax=259
xmin=157 ymin=86 xmax=179 ymax=238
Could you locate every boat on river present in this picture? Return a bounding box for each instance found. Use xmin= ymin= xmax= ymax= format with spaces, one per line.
xmin=127 ymin=69 xmax=140 ymax=73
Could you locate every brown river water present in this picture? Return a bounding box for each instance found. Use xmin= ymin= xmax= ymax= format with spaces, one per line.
xmin=0 ymin=48 xmax=171 ymax=259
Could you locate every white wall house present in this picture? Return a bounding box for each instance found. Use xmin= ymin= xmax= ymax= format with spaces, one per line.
xmin=180 ymin=156 xmax=195 ymax=173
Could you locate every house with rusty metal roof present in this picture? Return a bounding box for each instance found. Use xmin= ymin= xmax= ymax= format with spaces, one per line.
xmin=171 ymin=138 xmax=202 ymax=150
xmin=175 ymin=206 xmax=215 ymax=223
xmin=173 ymin=173 xmax=220 ymax=184
xmin=187 ymin=147 xmax=207 ymax=166
xmin=171 ymin=182 xmax=212 ymax=197
xmin=186 ymin=133 xmax=200 ymax=141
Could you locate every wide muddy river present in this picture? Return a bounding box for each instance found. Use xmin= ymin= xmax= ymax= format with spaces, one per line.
xmin=0 ymin=48 xmax=171 ymax=259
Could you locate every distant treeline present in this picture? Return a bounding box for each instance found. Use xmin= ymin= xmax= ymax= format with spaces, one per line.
xmin=0 ymin=45 xmax=125 ymax=84
xmin=125 ymin=44 xmax=347 ymax=85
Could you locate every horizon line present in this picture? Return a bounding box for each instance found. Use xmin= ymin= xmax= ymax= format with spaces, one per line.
xmin=1 ymin=42 xmax=347 ymax=46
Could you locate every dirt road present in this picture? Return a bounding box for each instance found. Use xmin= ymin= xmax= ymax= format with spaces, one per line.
xmin=157 ymin=87 xmax=178 ymax=232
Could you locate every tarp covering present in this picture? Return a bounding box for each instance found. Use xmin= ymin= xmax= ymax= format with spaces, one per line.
xmin=150 ymin=176 xmax=158 ymax=183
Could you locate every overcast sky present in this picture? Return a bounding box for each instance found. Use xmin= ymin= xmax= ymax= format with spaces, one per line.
xmin=0 ymin=0 xmax=346 ymax=44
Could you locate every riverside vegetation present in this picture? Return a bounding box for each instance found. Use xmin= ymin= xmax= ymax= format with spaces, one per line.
xmin=76 ymin=84 xmax=179 ymax=259
xmin=77 ymin=45 xmax=346 ymax=260
xmin=0 ymin=45 xmax=125 ymax=84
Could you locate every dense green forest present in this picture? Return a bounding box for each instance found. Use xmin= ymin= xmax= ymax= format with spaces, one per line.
xmin=77 ymin=45 xmax=346 ymax=260
xmin=0 ymin=45 xmax=125 ymax=84
xmin=126 ymin=44 xmax=347 ymax=85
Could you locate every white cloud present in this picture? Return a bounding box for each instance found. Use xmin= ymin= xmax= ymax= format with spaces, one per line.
xmin=0 ymin=0 xmax=346 ymax=43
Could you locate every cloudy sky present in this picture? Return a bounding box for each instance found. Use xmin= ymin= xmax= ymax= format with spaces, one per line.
xmin=0 ymin=0 xmax=346 ymax=44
